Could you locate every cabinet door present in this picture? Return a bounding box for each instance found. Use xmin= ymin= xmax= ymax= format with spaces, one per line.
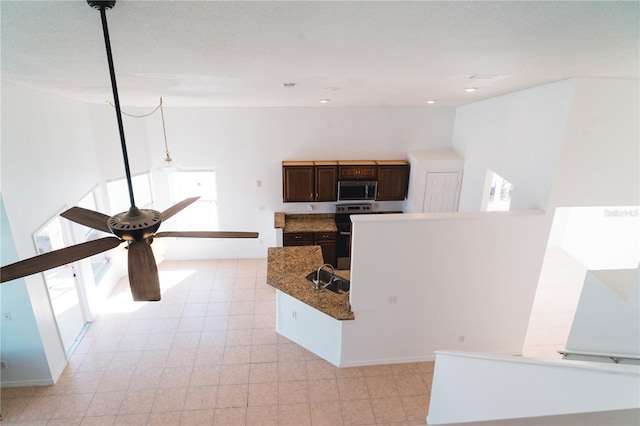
xmin=315 ymin=166 xmax=338 ymax=201
xmin=339 ymin=166 xmax=378 ymax=180
xmin=377 ymin=165 xmax=410 ymax=201
xmin=316 ymin=239 xmax=337 ymax=267
xmin=283 ymin=166 xmax=314 ymax=202
xmin=283 ymin=232 xmax=314 ymax=246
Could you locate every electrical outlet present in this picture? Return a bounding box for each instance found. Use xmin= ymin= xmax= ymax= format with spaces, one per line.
xmin=0 ymin=361 xmax=7 ymax=369
xmin=458 ymin=335 xmax=465 ymax=343
xmin=388 ymin=296 xmax=398 ymax=304
xmin=256 ymin=180 xmax=262 ymax=187
xmin=2 ymin=313 xmax=12 ymax=321
xmin=292 ymin=311 xmax=297 ymax=319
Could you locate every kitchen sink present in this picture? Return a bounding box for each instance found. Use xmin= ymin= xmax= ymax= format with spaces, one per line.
xmin=305 ymin=270 xmax=351 ymax=294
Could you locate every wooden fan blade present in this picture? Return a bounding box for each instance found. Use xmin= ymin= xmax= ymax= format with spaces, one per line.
xmin=61 ymin=206 xmax=112 ymax=234
xmin=1 ymin=237 xmax=121 ymax=283
xmin=127 ymin=241 xmax=161 ymax=301
xmin=155 ymin=231 xmax=259 ymax=239
xmin=161 ymin=197 xmax=200 ymax=221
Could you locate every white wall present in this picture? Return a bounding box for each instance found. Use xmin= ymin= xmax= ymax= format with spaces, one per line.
xmin=549 ymin=78 xmax=640 ymax=208
xmin=0 ymin=81 xmax=106 ymax=385
xmin=0 ymin=197 xmax=52 ymax=386
xmin=341 ymin=210 xmax=551 ymax=366
xmin=140 ymin=106 xmax=456 ymax=259
xmin=565 ymin=268 xmax=639 ymax=359
xmin=549 ymin=206 xmax=639 ymax=270
xmin=427 ymin=351 xmax=640 ymax=424
xmin=453 ymin=79 xmax=575 ymax=212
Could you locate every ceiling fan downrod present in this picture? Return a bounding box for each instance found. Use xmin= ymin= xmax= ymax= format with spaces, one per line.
xmin=88 ymin=0 xmax=137 ymax=211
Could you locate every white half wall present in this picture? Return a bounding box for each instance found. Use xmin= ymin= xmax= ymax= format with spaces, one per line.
xmin=341 ymin=210 xmax=551 ymax=366
xmin=427 ymin=351 xmax=640 ymax=424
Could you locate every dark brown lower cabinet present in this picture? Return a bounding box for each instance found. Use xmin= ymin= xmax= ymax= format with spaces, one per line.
xmin=283 ymin=232 xmax=337 ymax=267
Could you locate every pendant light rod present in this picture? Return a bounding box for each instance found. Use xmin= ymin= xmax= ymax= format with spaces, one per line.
xmin=159 ymin=97 xmax=171 ymax=160
xmin=91 ymin=0 xmax=136 ymax=209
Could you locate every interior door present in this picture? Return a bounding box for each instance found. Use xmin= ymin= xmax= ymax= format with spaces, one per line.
xmin=423 ymin=172 xmax=461 ymax=213
xmin=34 ymin=216 xmax=88 ymax=356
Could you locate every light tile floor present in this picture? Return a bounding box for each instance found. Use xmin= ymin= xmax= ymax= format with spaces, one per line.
xmin=0 ymin=249 xmax=586 ymax=425
xmin=1 ymin=258 xmax=434 ymax=425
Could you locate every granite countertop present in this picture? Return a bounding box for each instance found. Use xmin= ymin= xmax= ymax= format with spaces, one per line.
xmin=267 ymin=246 xmax=354 ymax=320
xmin=275 ymin=213 xmax=337 ymax=234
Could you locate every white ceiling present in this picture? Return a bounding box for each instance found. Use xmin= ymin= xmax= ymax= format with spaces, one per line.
xmin=2 ymin=1 xmax=638 ymax=108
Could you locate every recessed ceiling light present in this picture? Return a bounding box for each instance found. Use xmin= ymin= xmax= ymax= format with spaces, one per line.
xmin=319 ymin=99 xmax=330 ymax=104
xmin=282 ymin=82 xmax=297 ymax=88
xmin=326 ymin=86 xmax=342 ymax=92
xmin=426 ymin=100 xmax=437 ymax=104
xmin=464 ymin=87 xmax=478 ymax=93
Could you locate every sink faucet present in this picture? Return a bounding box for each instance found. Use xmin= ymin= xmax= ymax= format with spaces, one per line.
xmin=312 ymin=263 xmax=334 ymax=290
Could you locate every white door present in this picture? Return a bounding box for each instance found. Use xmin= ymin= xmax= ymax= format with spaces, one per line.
xmin=423 ymin=172 xmax=461 ymax=213
xmin=34 ymin=217 xmax=88 ymax=356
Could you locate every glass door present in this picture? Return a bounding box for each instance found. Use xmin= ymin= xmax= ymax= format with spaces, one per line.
xmin=34 ymin=216 xmax=88 ymax=356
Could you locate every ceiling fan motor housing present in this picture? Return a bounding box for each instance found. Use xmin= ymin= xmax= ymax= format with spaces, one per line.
xmin=108 ymin=207 xmax=162 ymax=241
xmin=88 ymin=0 xmax=116 ymax=10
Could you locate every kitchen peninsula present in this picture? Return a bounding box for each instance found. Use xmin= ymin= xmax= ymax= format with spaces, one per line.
xmin=267 ymin=245 xmax=353 ymax=365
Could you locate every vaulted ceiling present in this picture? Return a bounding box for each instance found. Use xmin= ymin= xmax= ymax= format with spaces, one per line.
xmin=2 ymin=1 xmax=638 ymax=107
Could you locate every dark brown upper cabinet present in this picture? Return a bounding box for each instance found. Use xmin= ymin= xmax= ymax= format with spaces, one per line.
xmin=282 ymin=161 xmax=338 ymax=202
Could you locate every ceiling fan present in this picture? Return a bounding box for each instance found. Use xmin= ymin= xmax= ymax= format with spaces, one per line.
xmin=0 ymin=0 xmax=259 ymax=301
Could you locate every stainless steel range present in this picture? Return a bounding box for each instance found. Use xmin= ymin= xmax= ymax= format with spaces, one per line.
xmin=335 ymin=203 xmax=374 ymax=270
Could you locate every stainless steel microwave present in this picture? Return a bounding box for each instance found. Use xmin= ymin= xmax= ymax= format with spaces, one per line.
xmin=337 ymin=180 xmax=378 ymax=201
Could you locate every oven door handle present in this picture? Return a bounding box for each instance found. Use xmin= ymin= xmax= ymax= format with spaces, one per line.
xmin=340 ymin=231 xmax=351 ymax=236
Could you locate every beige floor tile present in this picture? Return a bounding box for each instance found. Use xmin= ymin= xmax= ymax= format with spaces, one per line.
xmin=278 ymin=380 xmax=309 ymax=405
xmin=310 ymin=400 xmax=345 ymax=425
xmin=114 ymin=412 xmax=149 ymax=425
xmin=416 ymin=361 xmax=435 ymax=373
xmin=250 ymin=344 xmax=278 ymax=363
xmin=370 ymin=397 xmax=407 ymax=423
xmin=306 ymin=359 xmax=337 ymax=380
xmin=341 ymin=399 xmax=376 ymax=425
xmin=118 ymin=388 xmax=157 ymax=414
xmin=307 ymin=378 xmax=339 ymax=402
xmin=277 ymin=343 xmax=308 ymax=361
xmin=216 ymin=384 xmax=249 ymax=408
xmin=365 ymin=375 xmax=399 ymax=398
xmin=401 ymin=395 xmax=430 ymax=422
xmin=213 ymin=406 xmax=247 ymax=425
xmin=183 ymin=385 xmax=218 ymax=411
xmin=279 ymin=402 xmax=311 ymax=426
xmin=251 ymin=328 xmax=278 ymax=346
xmin=228 ymin=314 xmax=255 ymax=329
xmin=219 ymin=363 xmax=250 ymax=385
xmin=277 ymin=360 xmax=307 ymax=381
xmin=248 ymin=382 xmax=279 ymax=406
xmin=394 ymin=374 xmax=428 ymax=397
xmin=85 ymin=391 xmax=124 ymax=417
xmin=128 ymin=367 xmax=163 ymax=391
xmin=362 ymin=364 xmax=393 ymax=377
xmin=337 ymin=377 xmax=370 ymax=401
xmin=80 ymin=414 xmax=117 ymax=425
xmin=246 ymin=404 xmax=279 ymax=425
xmin=189 ymin=364 xmax=221 ymax=387
xmin=97 ymin=369 xmax=133 ymax=392
xmin=48 ymin=418 xmax=84 ymax=425
xmin=391 ymin=362 xmax=420 ymax=376
xmin=199 ymin=330 xmax=227 ymax=347
xmin=195 ymin=346 xmax=225 ymax=366
xmin=159 ymin=366 xmax=193 ymax=389
xmin=249 ymin=362 xmax=279 ymax=383
xmin=222 ymin=345 xmax=252 ymax=364
xmin=147 ymin=410 xmax=182 ymax=425
xmin=50 ymin=393 xmax=93 ymax=419
xmin=180 ymin=408 xmax=215 ymax=425
xmin=151 ymin=387 xmax=187 ymax=412
xmin=225 ymin=328 xmax=253 ymax=346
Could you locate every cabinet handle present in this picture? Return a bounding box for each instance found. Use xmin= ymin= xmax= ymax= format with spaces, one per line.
xmin=295 ymin=235 xmax=302 ymax=239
